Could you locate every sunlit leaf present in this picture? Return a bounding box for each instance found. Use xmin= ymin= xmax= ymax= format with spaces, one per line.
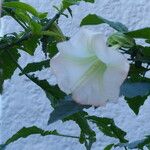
xmin=3 ymin=2 xmax=39 ymax=17
xmin=62 ymin=0 xmax=95 ymax=10
xmin=125 ymin=28 xmax=150 ymax=39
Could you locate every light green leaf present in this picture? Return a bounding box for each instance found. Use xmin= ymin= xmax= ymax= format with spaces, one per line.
xmin=80 ymin=14 xmax=128 ymax=32
xmin=125 ymin=27 xmax=150 ymax=39
xmin=62 ymin=0 xmax=95 ymax=10
xmin=30 ymin=21 xmax=42 ymax=34
xmin=3 ymin=2 xmax=39 ymax=17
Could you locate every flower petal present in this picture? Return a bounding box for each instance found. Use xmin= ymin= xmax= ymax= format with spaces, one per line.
xmin=57 ymin=28 xmax=99 ymax=58
xmin=91 ymin=33 xmax=129 ymax=66
xmin=50 ymin=28 xmax=129 ymax=106
xmin=102 ymin=64 xmax=129 ymax=102
xmin=72 ymin=65 xmax=107 ymax=106
xmin=50 ymin=53 xmax=97 ymax=94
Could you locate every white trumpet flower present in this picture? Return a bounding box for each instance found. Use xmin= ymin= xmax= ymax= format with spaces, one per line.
xmin=50 ymin=28 xmax=129 ymax=106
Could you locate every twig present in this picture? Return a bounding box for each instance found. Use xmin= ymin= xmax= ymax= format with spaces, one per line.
xmin=0 ymin=12 xmax=61 ymax=50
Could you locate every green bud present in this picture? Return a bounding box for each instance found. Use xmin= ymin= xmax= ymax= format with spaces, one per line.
xmin=107 ymin=32 xmax=135 ymax=48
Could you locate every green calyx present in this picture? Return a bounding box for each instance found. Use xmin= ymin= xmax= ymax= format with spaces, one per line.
xmin=107 ymin=32 xmax=135 ymax=48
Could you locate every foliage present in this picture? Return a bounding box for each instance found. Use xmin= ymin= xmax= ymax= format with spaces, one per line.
xmin=0 ymin=0 xmax=150 ymax=150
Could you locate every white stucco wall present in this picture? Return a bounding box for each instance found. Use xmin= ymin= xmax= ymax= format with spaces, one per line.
xmin=1 ymin=0 xmax=150 ymax=150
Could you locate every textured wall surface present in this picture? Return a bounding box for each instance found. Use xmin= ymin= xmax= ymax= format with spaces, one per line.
xmin=1 ymin=0 xmax=150 ymax=150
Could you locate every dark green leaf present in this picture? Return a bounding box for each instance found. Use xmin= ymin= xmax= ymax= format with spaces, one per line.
xmin=21 ymin=35 xmax=40 ymax=55
xmin=125 ymin=28 xmax=150 ymax=39
xmin=48 ymin=97 xmax=89 ymax=124
xmin=141 ymin=47 xmax=150 ymax=63
xmin=30 ymin=75 xmax=66 ymax=105
xmin=64 ymin=111 xmax=96 ymax=149
xmin=0 ymin=48 xmax=20 ymax=80
xmin=128 ymin=64 xmax=149 ymax=79
xmin=87 ymin=116 xmax=128 ymax=143
xmin=80 ymin=14 xmax=128 ymax=32
xmin=0 ymin=126 xmax=59 ymax=149
xmin=19 ymin=59 xmax=50 ymax=75
xmin=104 ymin=144 xmax=114 ymax=150
xmin=0 ymin=69 xmax=3 ymax=94
xmin=146 ymin=144 xmax=150 ymax=150
xmin=125 ymin=95 xmax=148 ymax=115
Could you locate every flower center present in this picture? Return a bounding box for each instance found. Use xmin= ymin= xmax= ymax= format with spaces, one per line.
xmin=71 ymin=57 xmax=107 ymax=91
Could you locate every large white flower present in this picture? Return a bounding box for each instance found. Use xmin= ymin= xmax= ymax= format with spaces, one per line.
xmin=50 ymin=28 xmax=129 ymax=106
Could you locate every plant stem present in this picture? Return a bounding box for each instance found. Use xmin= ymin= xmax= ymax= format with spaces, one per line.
xmin=55 ymin=133 xmax=80 ymax=139
xmin=0 ymin=12 xmax=61 ymax=50
xmin=124 ymin=146 xmax=128 ymax=150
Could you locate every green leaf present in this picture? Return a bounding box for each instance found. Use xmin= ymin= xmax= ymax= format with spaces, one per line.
xmin=142 ymin=47 xmax=150 ymax=57
xmin=0 ymin=69 xmax=3 ymax=94
xmin=128 ymin=64 xmax=149 ymax=79
xmin=104 ymin=144 xmax=114 ymax=150
xmin=30 ymin=21 xmax=42 ymax=34
xmin=87 ymin=116 xmax=128 ymax=143
xmin=125 ymin=28 xmax=150 ymax=39
xmin=0 ymin=48 xmax=20 ymax=80
xmin=125 ymin=95 xmax=148 ymax=115
xmin=141 ymin=47 xmax=150 ymax=63
xmin=0 ymin=126 xmax=59 ymax=148
xmin=48 ymin=97 xmax=89 ymax=124
xmin=62 ymin=0 xmax=95 ymax=10
xmin=3 ymin=2 xmax=39 ymax=17
xmin=47 ymin=42 xmax=58 ymax=58
xmin=64 ymin=111 xmax=96 ymax=150
xmin=146 ymin=144 xmax=150 ymax=150
xmin=14 ymin=9 xmax=31 ymax=24
xmin=19 ymin=59 xmax=50 ymax=75
xmin=21 ymin=35 xmax=40 ymax=55
xmin=30 ymin=76 xmax=66 ymax=105
xmin=80 ymin=14 xmax=128 ymax=32
xmin=120 ymin=81 xmax=150 ymax=98
xmin=3 ymin=0 xmax=19 ymax=2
